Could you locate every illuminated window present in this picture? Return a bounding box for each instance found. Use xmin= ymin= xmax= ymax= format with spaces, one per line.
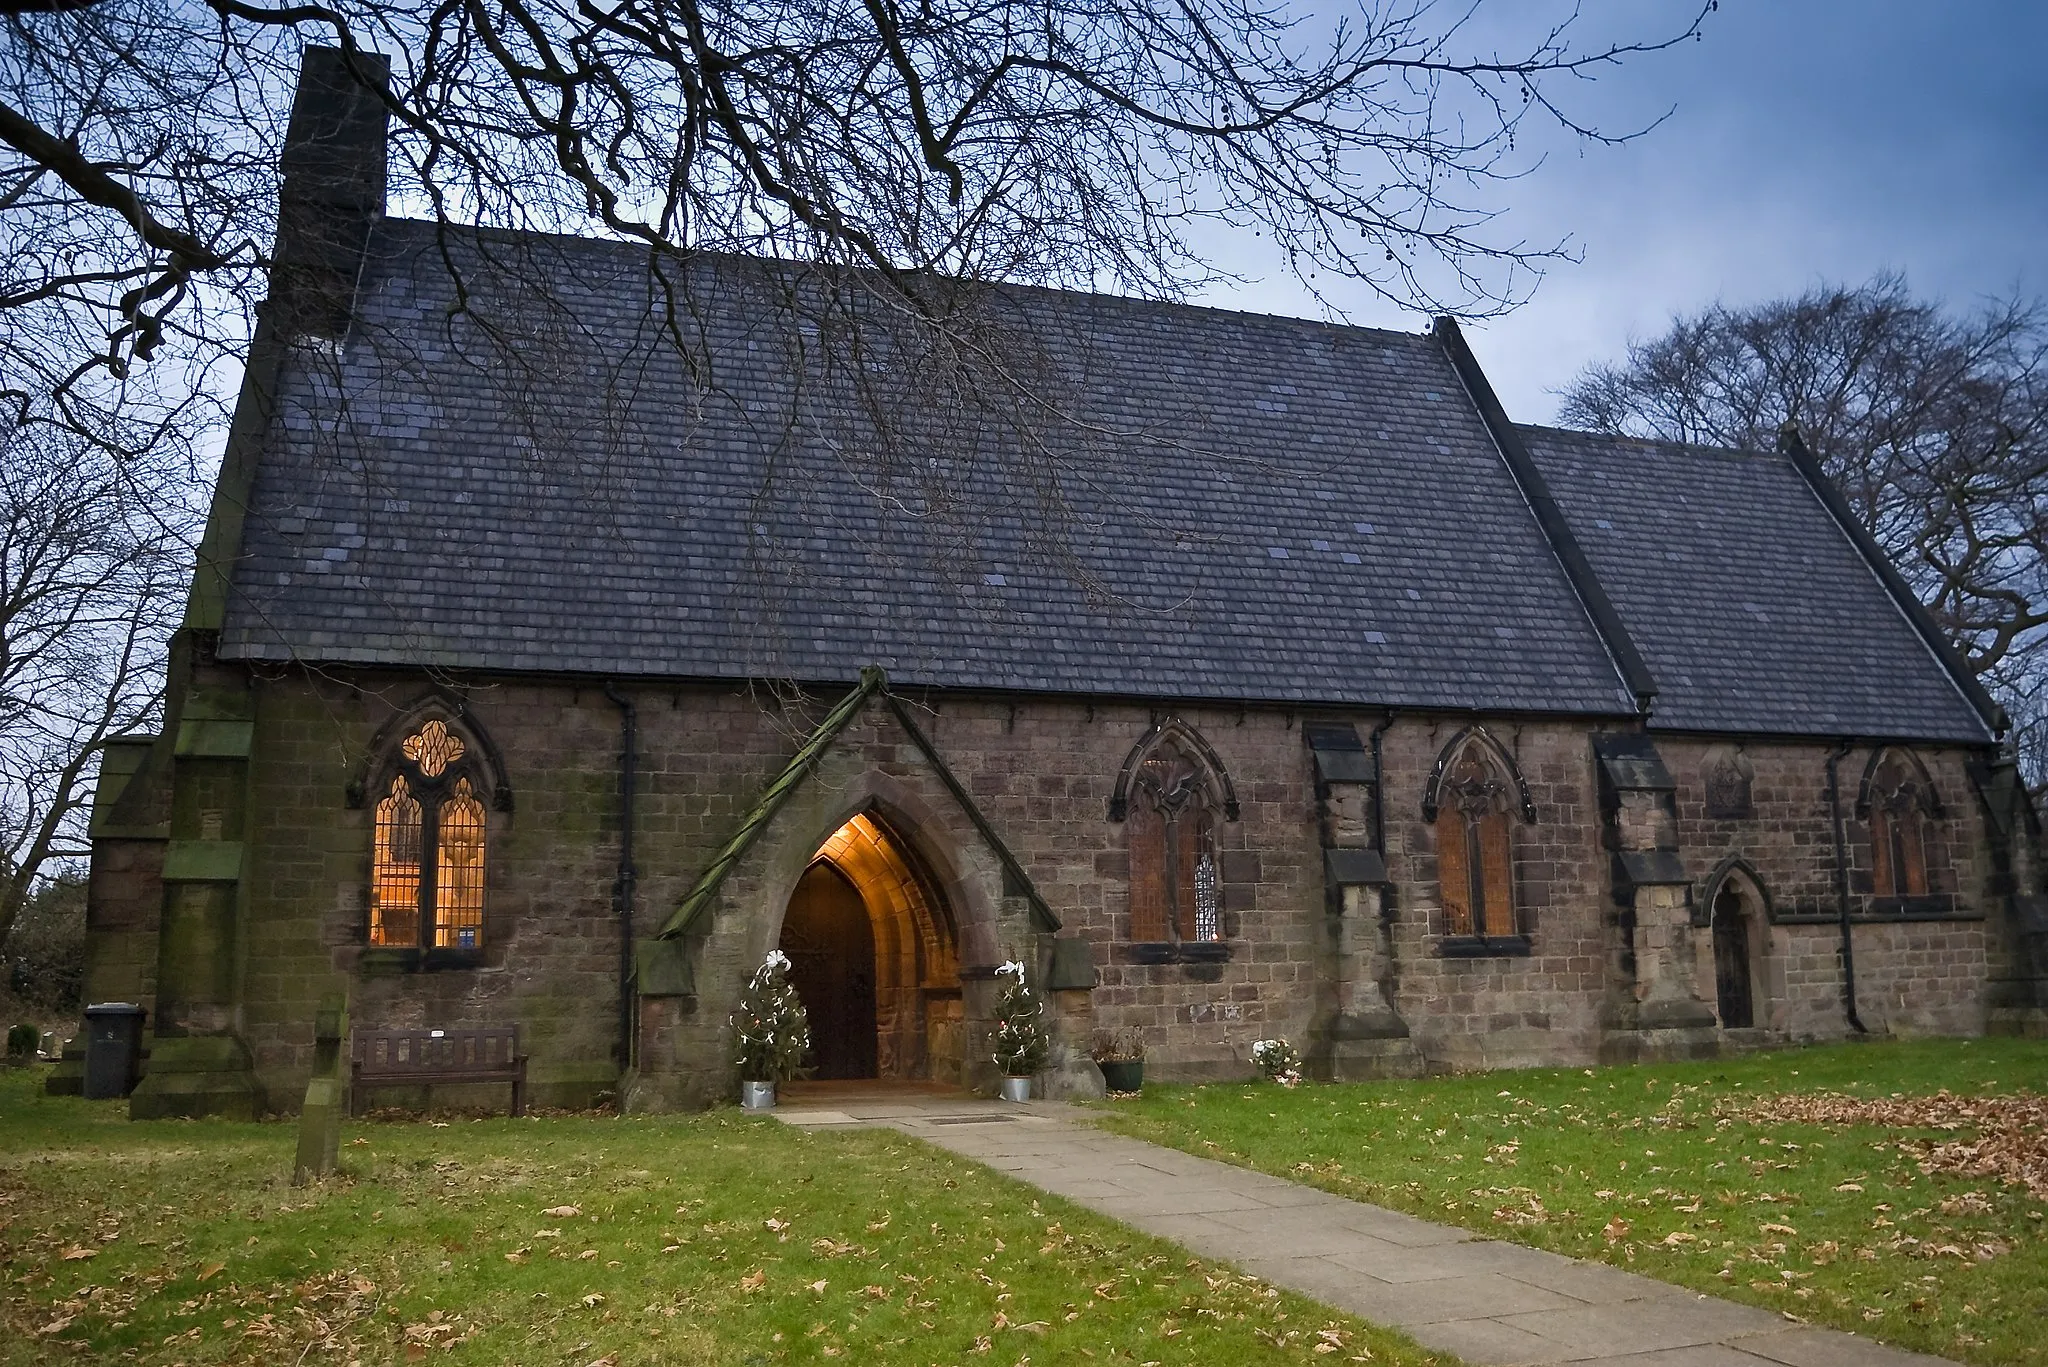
xmin=1427 ymin=733 xmax=1525 ymax=940
xmin=370 ymin=720 xmax=489 ymax=950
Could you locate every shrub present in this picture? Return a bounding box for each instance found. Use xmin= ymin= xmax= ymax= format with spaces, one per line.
xmin=1090 ymin=1029 xmax=1145 ymax=1063
xmin=6 ymin=1023 xmax=38 ymax=1057
xmin=0 ymin=874 xmax=86 ymax=1018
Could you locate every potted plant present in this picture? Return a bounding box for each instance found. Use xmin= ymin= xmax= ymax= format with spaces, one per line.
xmin=989 ymin=960 xmax=1049 ymax=1101
xmin=1091 ymin=1030 xmax=1145 ymax=1094
xmin=730 ymin=950 xmax=809 ymax=1109
xmin=1250 ymin=1037 xmax=1303 ymax=1088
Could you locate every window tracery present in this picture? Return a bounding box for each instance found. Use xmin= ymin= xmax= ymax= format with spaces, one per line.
xmin=1426 ymin=731 xmax=1526 ymax=941
xmin=1122 ymin=728 xmax=1229 ymax=945
xmin=1864 ymin=750 xmax=1938 ymax=898
xmin=370 ymin=719 xmax=490 ymax=951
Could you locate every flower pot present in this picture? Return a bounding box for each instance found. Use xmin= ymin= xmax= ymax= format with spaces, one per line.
xmin=1098 ymin=1059 xmax=1144 ymax=1094
xmin=739 ymin=1080 xmax=776 ymax=1111
xmin=998 ymin=1075 xmax=1033 ymax=1103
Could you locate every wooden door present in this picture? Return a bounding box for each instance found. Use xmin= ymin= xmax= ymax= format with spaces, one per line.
xmin=779 ymin=863 xmax=879 ymax=1079
xmin=1712 ymin=889 xmax=1754 ymax=1029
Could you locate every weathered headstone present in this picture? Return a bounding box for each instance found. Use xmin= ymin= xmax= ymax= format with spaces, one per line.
xmin=292 ymin=995 xmax=348 ymax=1185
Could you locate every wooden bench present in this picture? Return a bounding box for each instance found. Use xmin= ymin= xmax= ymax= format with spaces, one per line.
xmin=349 ymin=1026 xmax=527 ymax=1117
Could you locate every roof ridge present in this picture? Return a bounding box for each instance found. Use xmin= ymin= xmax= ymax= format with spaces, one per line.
xmin=1514 ymin=421 xmax=1780 ymax=463
xmin=1436 ymin=319 xmax=1657 ymax=713
xmin=371 ymin=215 xmax=1436 ymax=349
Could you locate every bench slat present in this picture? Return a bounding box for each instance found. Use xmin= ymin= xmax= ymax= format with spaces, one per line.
xmin=349 ymin=1026 xmax=527 ymax=1117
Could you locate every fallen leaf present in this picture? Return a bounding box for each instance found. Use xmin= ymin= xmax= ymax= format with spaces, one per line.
xmin=580 ymin=1293 xmax=605 ymax=1308
xmin=197 ymin=1261 xmax=226 ymax=1281
xmin=1761 ymin=1223 xmax=1799 ymax=1236
xmin=739 ymin=1269 xmax=766 ymax=1293
xmin=1661 ymin=1232 xmax=1696 ymax=1245
xmin=37 ymin=1315 xmax=74 ymax=1336
xmin=585 ymin=1357 xmax=618 ymax=1367
xmin=543 ymin=1206 xmax=582 ymax=1218
xmin=59 ymin=1246 xmax=97 ymax=1261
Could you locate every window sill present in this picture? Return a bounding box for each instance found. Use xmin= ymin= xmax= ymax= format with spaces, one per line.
xmin=1118 ymin=940 xmax=1234 ymax=966
xmin=359 ymin=946 xmax=486 ymax=975
xmin=1436 ymin=935 xmax=1532 ymax=959
xmin=1865 ymin=895 xmax=1958 ymax=919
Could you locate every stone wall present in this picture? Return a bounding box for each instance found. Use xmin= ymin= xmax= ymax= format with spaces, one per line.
xmin=117 ymin=662 xmax=2027 ymax=1113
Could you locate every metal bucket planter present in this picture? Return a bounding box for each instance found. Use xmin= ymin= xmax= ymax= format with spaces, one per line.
xmin=998 ymin=1075 xmax=1033 ymax=1103
xmin=739 ymin=1080 xmax=776 ymax=1111
xmin=1098 ymin=1059 xmax=1144 ymax=1094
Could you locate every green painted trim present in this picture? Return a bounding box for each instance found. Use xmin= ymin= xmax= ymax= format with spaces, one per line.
xmin=162 ymin=840 xmax=245 ymax=882
xmin=658 ymin=669 xmax=889 ymax=938
xmin=174 ymin=719 xmax=255 ymax=758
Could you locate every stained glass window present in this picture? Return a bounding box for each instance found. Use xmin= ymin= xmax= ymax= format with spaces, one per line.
xmin=369 ymin=720 xmax=489 ymax=952
xmin=436 ymin=778 xmax=487 ymax=948
xmin=1126 ymin=736 xmax=1225 ymax=943
xmin=371 ymin=776 xmax=422 ymax=946
xmin=1435 ymin=743 xmax=1519 ymax=939
xmin=1868 ymin=752 xmax=1932 ymax=898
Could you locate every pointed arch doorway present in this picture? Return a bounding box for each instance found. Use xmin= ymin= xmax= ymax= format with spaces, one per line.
xmin=778 ymin=813 xmax=963 ymax=1082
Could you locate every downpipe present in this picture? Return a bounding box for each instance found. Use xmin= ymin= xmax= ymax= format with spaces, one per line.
xmin=1824 ymin=739 xmax=1868 ymax=1035
xmin=1368 ymin=710 xmax=1396 ymax=856
xmin=604 ymin=683 xmax=639 ymax=1069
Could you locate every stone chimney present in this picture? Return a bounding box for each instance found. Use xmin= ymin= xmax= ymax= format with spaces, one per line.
xmin=272 ymin=46 xmax=390 ymax=338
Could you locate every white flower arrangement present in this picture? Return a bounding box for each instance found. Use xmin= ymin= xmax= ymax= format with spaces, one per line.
xmin=997 ymin=959 xmax=1025 ymax=980
xmin=1250 ymin=1037 xmax=1303 ymax=1088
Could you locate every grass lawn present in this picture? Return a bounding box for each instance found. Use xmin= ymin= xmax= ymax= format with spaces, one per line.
xmin=0 ymin=1068 xmax=1457 ymax=1366
xmin=1091 ymin=1038 xmax=2048 ymax=1367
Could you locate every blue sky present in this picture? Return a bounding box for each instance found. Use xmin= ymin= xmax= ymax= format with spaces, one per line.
xmin=1206 ymin=1 xmax=2048 ymax=421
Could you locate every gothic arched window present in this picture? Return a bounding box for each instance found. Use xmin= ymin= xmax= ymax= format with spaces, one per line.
xmin=1113 ymin=725 xmax=1234 ymax=945
xmin=370 ymin=719 xmax=490 ymax=950
xmin=1424 ymin=731 xmax=1532 ymax=941
xmin=1864 ymin=749 xmax=1939 ymax=898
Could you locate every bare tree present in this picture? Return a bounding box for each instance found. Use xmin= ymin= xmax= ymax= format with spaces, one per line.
xmin=0 ymin=1 xmax=1713 ymax=926
xmin=0 ymin=0 xmax=1714 ymax=390
xmin=1559 ymin=274 xmax=2048 ymax=776
xmin=0 ymin=398 xmax=200 ymax=949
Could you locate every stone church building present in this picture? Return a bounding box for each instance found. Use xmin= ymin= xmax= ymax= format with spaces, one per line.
xmin=72 ymin=53 xmax=2048 ymax=1117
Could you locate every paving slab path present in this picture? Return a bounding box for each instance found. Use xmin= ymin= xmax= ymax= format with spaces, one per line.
xmin=775 ymin=1090 xmax=1961 ymax=1367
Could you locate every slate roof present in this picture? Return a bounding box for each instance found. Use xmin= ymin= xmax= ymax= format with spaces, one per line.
xmin=1521 ymin=426 xmax=1992 ymax=742
xmin=213 ymin=218 xmax=1992 ymax=742
xmin=218 ymin=219 xmax=1637 ymax=715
